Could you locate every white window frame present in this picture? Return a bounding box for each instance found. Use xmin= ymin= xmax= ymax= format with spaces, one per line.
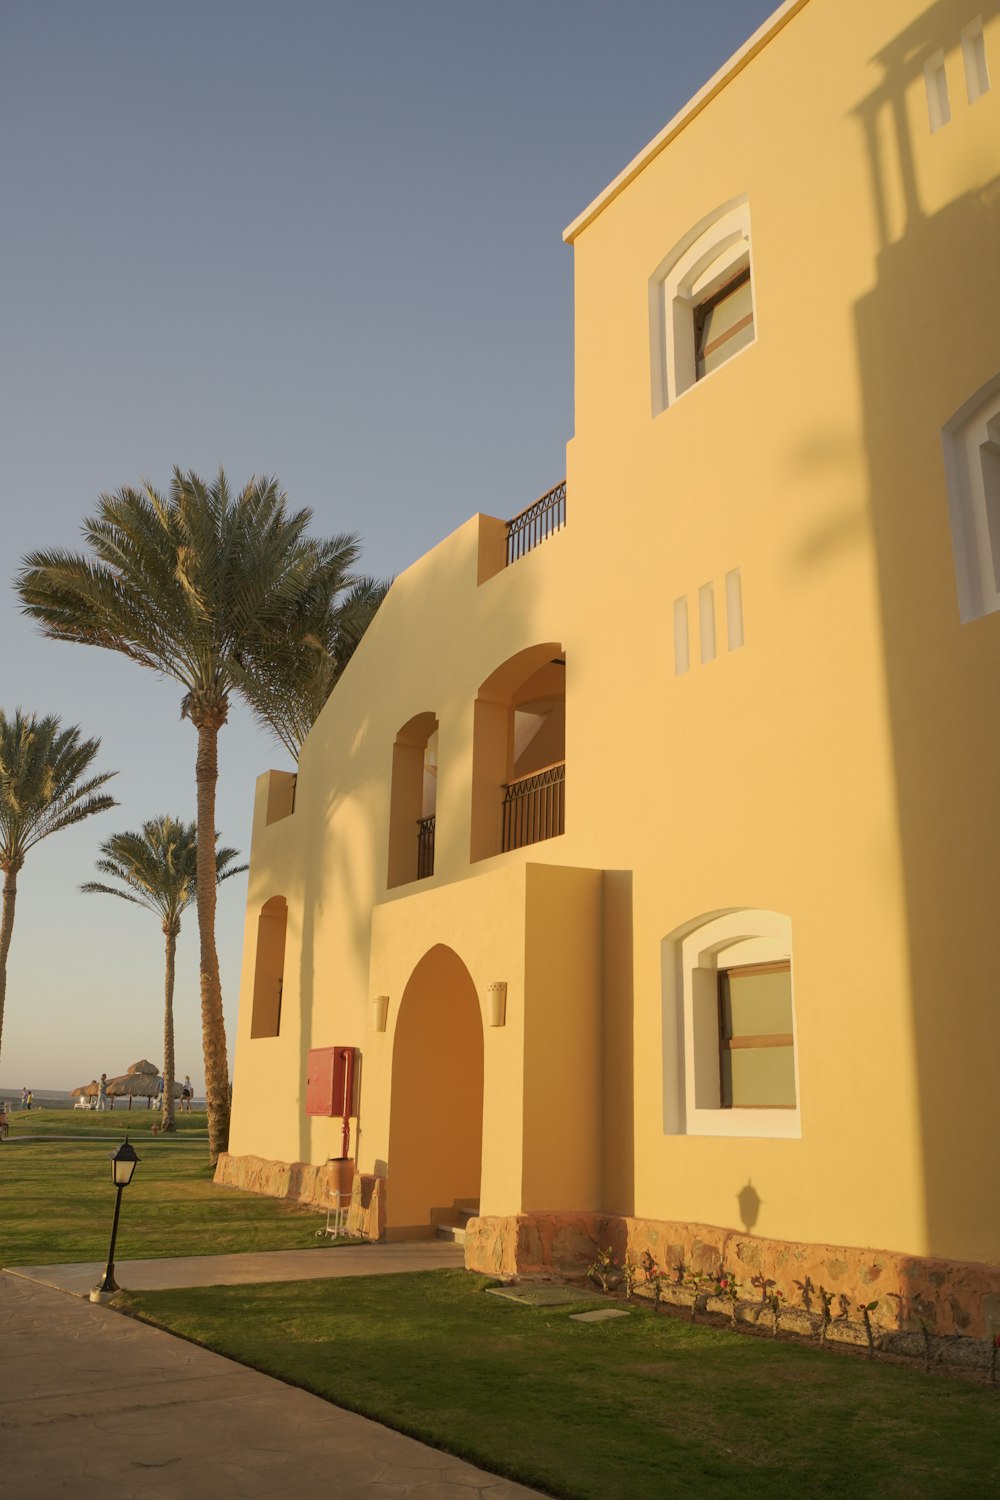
xmin=661 ymin=908 xmax=800 ymax=1139
xmin=942 ymin=372 xmax=1000 ymax=622
xmin=650 ymin=197 xmax=756 ymax=414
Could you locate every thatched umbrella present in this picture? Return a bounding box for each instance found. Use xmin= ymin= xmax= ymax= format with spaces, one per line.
xmin=70 ymin=1080 xmax=100 ymax=1102
xmin=106 ymin=1060 xmax=180 ymax=1111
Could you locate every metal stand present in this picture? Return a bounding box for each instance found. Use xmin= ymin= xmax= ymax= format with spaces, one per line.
xmin=316 ymin=1191 xmax=351 ymax=1239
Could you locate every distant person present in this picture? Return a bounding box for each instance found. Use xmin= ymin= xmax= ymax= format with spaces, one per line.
xmin=21 ymin=1086 xmax=28 ymax=1110
xmin=26 ymin=1090 xmax=33 ymax=1110
xmin=97 ymin=1073 xmax=108 ymax=1111
xmin=0 ymin=1102 xmax=9 ymax=1139
xmin=181 ymin=1076 xmax=192 ymax=1112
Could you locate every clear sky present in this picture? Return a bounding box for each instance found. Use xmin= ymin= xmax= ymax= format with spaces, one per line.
xmin=0 ymin=0 xmax=777 ymax=1093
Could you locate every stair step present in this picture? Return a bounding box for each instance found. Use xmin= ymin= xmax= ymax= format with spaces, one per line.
xmin=436 ymin=1223 xmax=466 ymax=1245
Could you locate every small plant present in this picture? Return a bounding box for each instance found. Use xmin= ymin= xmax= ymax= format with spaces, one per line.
xmin=919 ymin=1317 xmax=932 ymax=1374
xmin=750 ymin=1273 xmax=776 ymax=1324
xmin=673 ymin=1260 xmax=687 ymax=1286
xmin=684 ymin=1267 xmax=714 ymax=1322
xmin=641 ymin=1253 xmax=664 ymax=1310
xmin=991 ymin=1332 xmax=999 ymax=1387
xmin=858 ymin=1299 xmax=879 ymax=1359
xmin=716 ymin=1268 xmax=740 ymax=1327
xmin=765 ymin=1286 xmax=786 ymax=1337
xmin=587 ymin=1246 xmax=623 ymax=1294
xmin=836 ymin=1293 xmax=851 ymax=1322
xmin=817 ymin=1285 xmax=834 ymax=1346
xmin=621 ymin=1257 xmax=639 ymax=1301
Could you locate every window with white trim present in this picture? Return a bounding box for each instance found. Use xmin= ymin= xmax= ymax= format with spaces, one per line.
xmin=942 ymin=373 xmax=1000 ymax=622
xmin=661 ymin=908 xmax=800 ymax=1138
xmin=650 ymin=198 xmax=756 ymax=413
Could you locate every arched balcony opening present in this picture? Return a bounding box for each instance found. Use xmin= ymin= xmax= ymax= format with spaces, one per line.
xmin=471 ymin=643 xmax=565 ymax=862
xmin=250 ymin=896 xmax=287 ymax=1039
xmin=387 ymin=712 xmax=439 ymax=888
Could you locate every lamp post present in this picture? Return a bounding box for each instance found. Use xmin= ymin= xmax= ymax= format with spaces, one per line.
xmin=89 ymin=1136 xmax=140 ymax=1303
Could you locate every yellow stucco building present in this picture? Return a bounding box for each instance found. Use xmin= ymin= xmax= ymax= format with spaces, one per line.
xmin=219 ymin=0 xmax=1000 ymax=1339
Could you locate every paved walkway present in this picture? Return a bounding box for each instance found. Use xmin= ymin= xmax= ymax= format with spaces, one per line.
xmin=1 ymin=1249 xmax=545 ymax=1499
xmin=7 ymin=1240 xmax=465 ymax=1295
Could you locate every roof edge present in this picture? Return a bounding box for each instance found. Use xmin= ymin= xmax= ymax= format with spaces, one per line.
xmin=562 ymin=0 xmax=811 ymax=244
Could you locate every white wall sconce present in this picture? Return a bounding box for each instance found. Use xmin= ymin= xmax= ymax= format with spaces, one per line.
xmin=486 ymin=981 xmax=507 ymax=1028
xmin=372 ymin=994 xmax=389 ymax=1033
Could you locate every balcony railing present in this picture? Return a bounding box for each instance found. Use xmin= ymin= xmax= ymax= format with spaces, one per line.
xmin=416 ymin=815 xmax=436 ymax=879
xmin=505 ymin=480 xmax=567 ymax=566
xmin=501 ymin=762 xmax=565 ymax=852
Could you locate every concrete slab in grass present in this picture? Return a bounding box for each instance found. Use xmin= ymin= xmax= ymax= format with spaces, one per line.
xmin=485 ymin=1284 xmax=607 ymax=1308
xmin=570 ymin=1308 xmax=631 ymax=1323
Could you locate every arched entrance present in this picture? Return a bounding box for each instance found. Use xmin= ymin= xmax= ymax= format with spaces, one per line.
xmin=387 ymin=945 xmax=484 ymax=1235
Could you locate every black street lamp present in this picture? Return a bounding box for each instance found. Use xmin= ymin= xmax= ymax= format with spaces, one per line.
xmin=90 ymin=1136 xmax=140 ymax=1303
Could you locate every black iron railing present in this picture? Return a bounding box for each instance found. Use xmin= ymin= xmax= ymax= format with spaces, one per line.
xmin=505 ymin=480 xmax=567 ymax=565
xmin=501 ymin=762 xmax=565 ymax=852
xmin=417 ymin=816 xmax=436 ymax=879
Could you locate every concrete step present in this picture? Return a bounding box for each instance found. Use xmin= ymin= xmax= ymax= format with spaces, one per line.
xmin=435 ymin=1222 xmax=466 ymax=1245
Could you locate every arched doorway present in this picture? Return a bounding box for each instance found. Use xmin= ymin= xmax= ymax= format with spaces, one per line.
xmin=387 ymin=945 xmax=484 ymax=1234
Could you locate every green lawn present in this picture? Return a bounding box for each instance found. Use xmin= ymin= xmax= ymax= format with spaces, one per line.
xmin=1 ymin=1109 xmax=326 ymax=1264
xmin=7 ymin=1112 xmax=999 ymax=1499
xmin=123 ymin=1270 xmax=1000 ymax=1500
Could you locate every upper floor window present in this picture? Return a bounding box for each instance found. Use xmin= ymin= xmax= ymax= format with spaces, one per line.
xmin=942 ymin=372 xmax=1000 ymax=622
xmin=387 ymin=712 xmax=438 ymax=888
xmin=471 ymin=644 xmax=565 ymax=862
xmin=650 ymin=197 xmax=755 ymax=413
xmin=250 ymin=896 xmax=287 ymax=1039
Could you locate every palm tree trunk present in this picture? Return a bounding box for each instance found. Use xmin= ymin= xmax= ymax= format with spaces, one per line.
xmin=0 ymin=865 xmax=20 ymax=1067
xmin=161 ymin=923 xmax=178 ymax=1133
xmin=195 ymin=716 xmax=230 ymax=1161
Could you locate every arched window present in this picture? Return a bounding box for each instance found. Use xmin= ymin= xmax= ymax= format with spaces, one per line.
xmin=942 ymin=372 xmax=1000 ymax=621
xmin=650 ymin=197 xmax=755 ymax=413
xmin=251 ymin=896 xmax=287 ymax=1038
xmin=387 ymin=712 xmax=438 ymax=887
xmin=471 ymin=644 xmax=565 ymax=861
xmin=661 ymin=908 xmax=799 ymax=1138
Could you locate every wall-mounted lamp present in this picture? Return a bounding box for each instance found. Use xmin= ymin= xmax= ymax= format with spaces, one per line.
xmin=486 ymin=981 xmax=507 ymax=1028
xmin=372 ymin=994 xmax=389 ymax=1033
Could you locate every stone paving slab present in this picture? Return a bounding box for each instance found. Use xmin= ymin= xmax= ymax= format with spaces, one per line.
xmin=0 ymin=1271 xmax=546 ymax=1499
xmin=484 ymin=1284 xmax=605 ymax=1308
xmin=569 ymin=1308 xmax=631 ymax=1323
xmin=6 ymin=1240 xmax=465 ymax=1296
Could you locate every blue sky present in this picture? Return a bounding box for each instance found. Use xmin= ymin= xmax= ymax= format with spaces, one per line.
xmin=0 ymin=1 xmax=777 ymax=1091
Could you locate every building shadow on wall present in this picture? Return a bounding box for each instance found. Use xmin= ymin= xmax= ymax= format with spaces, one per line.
xmin=849 ymin=0 xmax=1000 ymax=1323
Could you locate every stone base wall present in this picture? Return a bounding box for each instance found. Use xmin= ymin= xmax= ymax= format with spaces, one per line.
xmin=214 ymin=1152 xmax=386 ymax=1241
xmin=464 ymin=1212 xmax=1000 ymax=1340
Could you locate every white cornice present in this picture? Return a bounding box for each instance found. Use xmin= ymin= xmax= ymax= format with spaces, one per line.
xmin=562 ymin=0 xmax=812 ymax=244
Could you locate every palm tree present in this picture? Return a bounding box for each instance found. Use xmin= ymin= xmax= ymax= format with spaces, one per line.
xmin=0 ymin=710 xmax=117 ymax=1067
xmin=241 ymin=573 xmax=389 ymax=759
xmin=17 ymin=467 xmax=365 ymax=1160
xmin=82 ymin=818 xmax=246 ymax=1132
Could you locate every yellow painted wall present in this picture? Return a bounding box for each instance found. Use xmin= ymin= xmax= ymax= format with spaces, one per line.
xmin=229 ymin=0 xmax=1000 ymax=1271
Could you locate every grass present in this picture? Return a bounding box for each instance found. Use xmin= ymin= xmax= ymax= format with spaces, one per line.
xmin=7 ymin=1112 xmax=999 ymax=1498
xmin=122 ymin=1270 xmax=1000 ymax=1500
xmin=0 ymin=1108 xmax=328 ymax=1264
